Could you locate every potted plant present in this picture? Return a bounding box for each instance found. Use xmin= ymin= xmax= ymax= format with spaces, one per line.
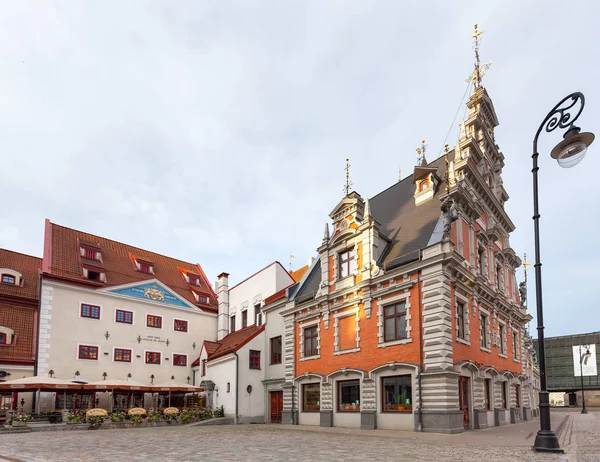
xmin=66 ymin=413 xmax=84 ymax=425
xmin=86 ymin=414 xmax=105 ymax=429
xmin=394 ymin=394 xmax=405 ymax=411
xmin=147 ymin=411 xmax=161 ymax=426
xmin=109 ymin=412 xmax=126 ymax=427
xmin=9 ymin=413 xmax=31 ymax=427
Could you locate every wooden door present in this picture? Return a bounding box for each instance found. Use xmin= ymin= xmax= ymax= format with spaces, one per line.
xmin=270 ymin=391 xmax=283 ymax=423
xmin=458 ymin=376 xmax=470 ymax=428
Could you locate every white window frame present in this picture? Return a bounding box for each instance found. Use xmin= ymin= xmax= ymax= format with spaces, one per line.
xmin=114 ymin=307 xmax=135 ymax=326
xmin=479 ymin=307 xmax=491 ymax=352
xmin=76 ymin=342 xmax=101 ymax=361
xmin=112 ymin=346 xmax=133 ymax=363
xmin=146 ymin=313 xmax=163 ymax=330
xmin=173 ymin=317 xmax=189 ymax=333
xmin=299 ymin=318 xmax=320 ymax=361
xmin=512 ymin=328 xmax=521 ymax=363
xmin=333 ymin=307 xmax=360 ymax=355
xmin=498 ymin=320 xmax=507 ymax=358
xmin=172 ymin=352 xmax=188 ymax=367
xmin=454 ymin=292 xmax=470 ymax=345
xmin=377 ymin=292 xmax=412 ymax=348
xmin=78 ymin=301 xmax=103 ymax=321
xmin=144 ymin=349 xmax=162 ymax=365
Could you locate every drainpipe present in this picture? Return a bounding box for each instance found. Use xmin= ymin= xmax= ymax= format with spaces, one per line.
xmin=417 ymin=250 xmax=424 ymax=432
xmin=233 ymin=351 xmax=239 ymax=424
xmin=32 ymin=272 xmax=43 ymax=413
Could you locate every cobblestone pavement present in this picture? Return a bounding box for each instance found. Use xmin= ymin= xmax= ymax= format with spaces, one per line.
xmin=0 ymin=411 xmax=594 ymax=462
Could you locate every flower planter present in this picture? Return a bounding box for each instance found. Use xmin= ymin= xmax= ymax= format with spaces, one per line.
xmin=10 ymin=421 xmax=28 ymax=427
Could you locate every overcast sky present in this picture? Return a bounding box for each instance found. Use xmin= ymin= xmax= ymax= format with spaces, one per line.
xmin=1 ymin=1 xmax=598 ymax=337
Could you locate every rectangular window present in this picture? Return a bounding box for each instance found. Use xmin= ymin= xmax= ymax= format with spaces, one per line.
xmin=78 ymin=345 xmax=98 ymax=360
xmin=270 ymin=336 xmax=282 ymax=365
xmin=188 ymin=274 xmax=200 ymax=286
xmin=139 ymin=262 xmax=153 ymax=274
xmin=0 ymin=333 xmax=6 ymax=344
xmin=147 ymin=315 xmax=162 ymax=329
xmin=197 ymin=294 xmax=208 ymax=304
xmin=501 ymin=382 xmax=508 ymax=409
xmin=383 ymin=302 xmax=407 ymax=342
xmin=241 ymin=310 xmax=248 ymax=329
xmin=382 ymin=375 xmax=413 ymax=412
xmin=81 ymin=246 xmax=99 ymax=260
xmin=513 ymin=331 xmax=518 ymax=359
xmin=115 ymin=309 xmax=133 ymax=324
xmin=480 ymin=313 xmax=488 ymax=348
xmin=249 ymin=350 xmax=261 ymax=369
xmin=478 ymin=247 xmax=485 ymax=274
xmin=338 ymin=380 xmax=360 ymax=412
xmin=302 ymin=383 xmax=320 ymax=412
xmin=201 ymin=359 xmax=206 ymax=377
xmin=145 ymin=351 xmax=161 ymax=364
xmin=457 ymin=301 xmax=465 ymax=340
xmin=1 ymin=274 xmax=16 ymax=284
xmin=173 ymin=354 xmax=187 ymax=366
xmin=499 ymin=324 xmax=505 ymax=353
xmin=81 ymin=304 xmax=100 ymax=319
xmin=174 ymin=319 xmax=188 ymax=332
xmin=114 ymin=348 xmax=131 ymax=362
xmin=484 ymin=378 xmax=491 ymax=410
xmin=230 ymin=315 xmax=236 ymax=333
xmin=255 ymin=304 xmax=262 ymax=326
xmin=339 ymin=249 xmax=356 ymax=279
xmin=303 ymin=326 xmax=319 ymax=357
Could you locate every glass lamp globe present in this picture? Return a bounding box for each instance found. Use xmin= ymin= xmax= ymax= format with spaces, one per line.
xmin=550 ymin=130 xmax=595 ymax=168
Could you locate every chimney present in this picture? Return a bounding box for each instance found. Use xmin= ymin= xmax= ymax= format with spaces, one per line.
xmin=216 ymin=272 xmax=230 ymax=341
xmin=308 ymin=257 xmax=315 ymax=267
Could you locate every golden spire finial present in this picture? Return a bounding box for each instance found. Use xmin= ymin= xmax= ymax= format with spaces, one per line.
xmin=343 ymin=158 xmax=353 ymax=196
xmin=444 ymin=144 xmax=450 ymax=193
xmin=416 ymin=139 xmax=428 ymax=166
xmin=522 ymin=252 xmax=530 ymax=283
xmin=466 ymin=23 xmax=493 ymax=88
xmin=398 ymin=167 xmax=402 ymax=182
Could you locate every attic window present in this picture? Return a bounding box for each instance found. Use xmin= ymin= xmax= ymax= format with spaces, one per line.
xmin=0 ymin=327 xmax=14 ymax=345
xmin=1 ymin=274 xmax=16 ymax=285
xmin=418 ymin=179 xmax=429 ymax=192
xmin=188 ymin=274 xmax=201 ymax=286
xmin=80 ymin=245 xmax=101 ymax=261
xmin=83 ymin=267 xmax=106 ymax=282
xmin=195 ymin=293 xmax=209 ymax=304
xmin=134 ymin=258 xmax=154 ymax=275
xmin=139 ymin=262 xmax=153 ymax=274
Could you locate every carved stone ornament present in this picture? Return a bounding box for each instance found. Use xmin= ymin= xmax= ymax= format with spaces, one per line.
xmin=518 ymin=281 xmax=527 ymax=307
xmin=441 ymin=197 xmax=459 ymax=240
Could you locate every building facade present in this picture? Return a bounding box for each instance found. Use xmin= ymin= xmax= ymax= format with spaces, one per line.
xmin=36 ymin=220 xmax=218 ymax=410
xmin=0 ymin=249 xmax=42 ymax=415
xmin=273 ymin=86 xmax=535 ymax=434
xmin=194 ymin=262 xmax=296 ymax=423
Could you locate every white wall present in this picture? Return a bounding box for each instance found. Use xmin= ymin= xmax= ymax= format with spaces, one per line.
xmin=38 ymin=280 xmax=217 ymax=389
xmin=237 ymin=334 xmax=266 ymax=422
xmin=264 ymin=304 xmax=285 ymax=382
xmin=203 ymin=355 xmax=236 ymax=416
xmin=373 ymin=366 xmax=416 ymax=431
xmin=228 ymin=263 xmax=293 ymax=332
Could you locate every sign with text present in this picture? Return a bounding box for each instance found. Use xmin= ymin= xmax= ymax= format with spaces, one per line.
xmin=110 ymin=282 xmax=189 ymax=307
xmin=573 ymin=344 xmax=597 ymax=377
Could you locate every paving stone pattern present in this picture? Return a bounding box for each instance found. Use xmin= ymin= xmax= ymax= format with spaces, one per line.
xmin=0 ymin=411 xmax=594 ymax=462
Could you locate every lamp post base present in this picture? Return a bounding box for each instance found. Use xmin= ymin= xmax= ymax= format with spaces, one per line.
xmin=581 ymin=408 xmax=588 ymax=414
xmin=533 ymin=430 xmax=563 ymax=453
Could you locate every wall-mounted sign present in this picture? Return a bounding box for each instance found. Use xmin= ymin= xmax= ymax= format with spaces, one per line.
xmin=573 ymin=344 xmax=597 ymax=377
xmin=140 ymin=335 xmax=167 ymax=344
xmin=110 ymin=282 xmax=189 ymax=307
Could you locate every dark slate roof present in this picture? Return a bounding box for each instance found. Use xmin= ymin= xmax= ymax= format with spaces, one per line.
xmin=292 ymin=155 xmax=448 ymax=302
xmin=371 ymin=155 xmax=446 ymax=270
xmin=292 ymin=258 xmax=321 ymax=302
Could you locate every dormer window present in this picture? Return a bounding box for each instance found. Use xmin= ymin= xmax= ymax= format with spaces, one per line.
xmin=80 ymin=245 xmax=101 ymax=261
xmin=339 ymin=249 xmax=356 ymax=278
xmin=0 ymin=326 xmax=14 ymax=345
xmin=139 ymin=262 xmax=152 ymax=274
xmin=83 ymin=267 xmax=106 ymax=282
xmin=1 ymin=274 xmax=16 ymax=285
xmin=418 ymin=179 xmax=429 ymax=192
xmin=194 ymin=292 xmax=209 ymax=304
xmin=131 ymin=255 xmax=154 ymax=274
xmin=187 ymin=273 xmax=201 ymax=286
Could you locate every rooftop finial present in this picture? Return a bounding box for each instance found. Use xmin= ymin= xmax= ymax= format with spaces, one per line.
xmin=398 ymin=167 xmax=402 ymax=182
xmin=466 ymin=24 xmax=493 ymax=88
xmin=444 ymin=144 xmax=450 ymax=193
xmin=522 ymin=252 xmax=530 ymax=283
xmin=323 ymin=222 xmax=330 ymax=242
xmin=343 ymin=158 xmax=353 ymax=196
xmin=289 ymin=254 xmax=295 ymax=272
xmin=416 ymin=140 xmax=428 ymax=166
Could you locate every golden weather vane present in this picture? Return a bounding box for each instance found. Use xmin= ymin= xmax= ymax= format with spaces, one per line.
xmin=465 ymin=24 xmax=493 ymax=87
xmin=416 ymin=140 xmax=428 ymax=166
xmin=343 ymin=158 xmax=353 ymax=195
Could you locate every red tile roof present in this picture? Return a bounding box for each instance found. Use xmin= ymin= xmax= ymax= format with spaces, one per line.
xmin=264 ymin=287 xmax=287 ymax=305
xmin=0 ymin=304 xmax=36 ymax=362
xmin=205 ymin=325 xmax=264 ymax=361
xmin=0 ymin=249 xmax=42 ymax=301
xmin=289 ymin=265 xmax=309 ymax=283
xmin=43 ymin=220 xmax=217 ymax=312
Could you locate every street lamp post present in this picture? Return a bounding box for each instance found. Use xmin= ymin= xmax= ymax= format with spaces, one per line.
xmin=531 ymin=92 xmax=594 ymax=453
xmin=579 ymin=344 xmax=591 ymax=414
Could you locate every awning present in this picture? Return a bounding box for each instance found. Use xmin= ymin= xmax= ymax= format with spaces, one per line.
xmin=0 ymin=376 xmax=83 ymax=392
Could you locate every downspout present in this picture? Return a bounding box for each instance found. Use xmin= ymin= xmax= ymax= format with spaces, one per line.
xmin=32 ymin=272 xmax=43 ymax=413
xmin=233 ymin=351 xmax=239 ymax=424
xmin=417 ymin=250 xmax=424 ymax=432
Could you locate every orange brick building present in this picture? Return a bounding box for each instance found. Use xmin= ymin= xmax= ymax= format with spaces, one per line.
xmin=271 ymin=85 xmax=534 ymax=433
xmin=0 ymin=249 xmax=42 ymax=412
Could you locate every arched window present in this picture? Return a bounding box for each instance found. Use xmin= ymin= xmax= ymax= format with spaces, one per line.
xmin=418 ymin=179 xmax=429 ymax=192
xmin=0 ymin=326 xmax=14 ymax=345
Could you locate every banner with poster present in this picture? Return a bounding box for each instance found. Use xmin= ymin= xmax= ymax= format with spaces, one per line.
xmin=573 ymin=344 xmax=597 ymax=377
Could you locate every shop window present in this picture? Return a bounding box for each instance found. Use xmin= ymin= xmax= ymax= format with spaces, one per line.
xmin=383 ymin=303 xmax=406 ymax=342
xmin=81 ymin=303 xmax=100 ymax=320
xmin=338 ymin=380 xmax=360 ymax=412
xmin=270 ymin=336 xmax=282 ymax=365
xmin=484 ymin=379 xmax=491 ymax=410
xmin=501 ymin=382 xmax=508 ymax=409
xmin=302 ymin=383 xmax=320 ymax=412
xmin=382 ymin=375 xmax=413 ymax=412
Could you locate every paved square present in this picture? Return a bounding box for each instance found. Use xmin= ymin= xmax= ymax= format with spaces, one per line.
xmin=0 ymin=411 xmax=597 ymax=461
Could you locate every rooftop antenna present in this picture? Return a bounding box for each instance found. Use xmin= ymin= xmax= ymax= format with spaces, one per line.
xmin=343 ymin=158 xmax=353 ymax=195
xmin=289 ymin=254 xmax=295 ymax=272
